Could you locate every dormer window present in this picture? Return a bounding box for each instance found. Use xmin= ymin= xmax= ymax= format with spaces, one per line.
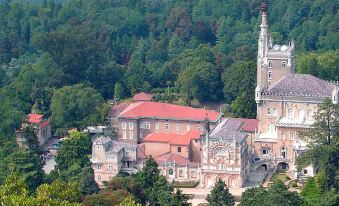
xmin=268 ymin=71 xmax=272 ymax=80
xmin=282 ymin=61 xmax=286 ymax=68
xmin=268 ymin=61 xmax=272 ymax=69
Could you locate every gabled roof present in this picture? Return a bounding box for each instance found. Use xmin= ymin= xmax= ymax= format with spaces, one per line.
xmin=118 ymin=102 xmax=221 ymax=122
xmin=169 ymin=130 xmax=201 ymax=146
xmin=28 ymin=114 xmax=43 ymax=124
xmin=155 ymin=153 xmax=199 ymax=166
xmin=111 ymin=102 xmax=131 ymax=118
xmin=231 ymin=118 xmax=258 ymax=133
xmin=133 ymin=92 xmax=153 ymax=102
xmin=143 ymin=133 xmax=180 ymax=143
xmin=267 ymin=74 xmax=336 ymax=98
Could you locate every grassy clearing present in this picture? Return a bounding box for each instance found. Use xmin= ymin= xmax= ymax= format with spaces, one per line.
xmin=271 ymin=173 xmax=290 ymax=183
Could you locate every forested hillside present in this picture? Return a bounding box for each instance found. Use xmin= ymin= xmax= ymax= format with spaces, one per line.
xmin=0 ymin=0 xmax=338 ymax=140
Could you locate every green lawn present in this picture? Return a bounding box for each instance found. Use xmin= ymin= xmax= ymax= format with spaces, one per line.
xmin=271 ymin=173 xmax=290 ymax=183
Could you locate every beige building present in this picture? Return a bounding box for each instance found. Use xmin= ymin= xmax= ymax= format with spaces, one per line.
xmin=253 ymin=3 xmax=339 ymax=176
xmin=200 ymin=119 xmax=250 ymax=188
xmin=91 ymin=2 xmax=339 ymax=187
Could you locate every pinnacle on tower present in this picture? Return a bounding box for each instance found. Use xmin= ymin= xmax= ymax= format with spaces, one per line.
xmin=261 ymin=2 xmax=267 ymax=12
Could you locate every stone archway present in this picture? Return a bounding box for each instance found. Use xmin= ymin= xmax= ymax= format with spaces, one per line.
xmin=256 ymin=164 xmax=268 ymax=172
xmin=277 ymin=162 xmax=289 ymax=171
xmin=228 ymin=176 xmax=239 ymax=188
xmin=216 ymin=175 xmax=228 ymax=185
xmin=205 ymin=175 xmax=214 ymax=188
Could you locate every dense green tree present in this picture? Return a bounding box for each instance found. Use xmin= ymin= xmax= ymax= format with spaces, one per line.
xmin=240 ymin=186 xmax=268 ymax=206
xmin=79 ymin=166 xmax=100 ymax=196
xmin=266 ymin=181 xmax=304 ymax=206
xmin=55 ymin=132 xmax=92 ymax=173
xmin=51 ymin=84 xmax=105 ymax=130
xmin=36 ymin=180 xmax=81 ymax=203
xmin=207 ymin=179 xmax=235 ymax=206
xmin=176 ymin=60 xmax=220 ymax=104
xmin=300 ymin=176 xmax=322 ymax=206
xmin=296 ymin=98 xmax=339 ymax=190
xmin=0 ymin=149 xmax=44 ymax=192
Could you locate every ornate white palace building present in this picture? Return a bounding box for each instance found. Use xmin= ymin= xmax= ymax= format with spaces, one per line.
xmin=91 ymin=2 xmax=339 ymax=188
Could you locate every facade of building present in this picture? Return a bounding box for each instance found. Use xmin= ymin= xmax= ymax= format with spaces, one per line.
xmin=200 ymin=119 xmax=250 ymax=188
xmin=16 ymin=113 xmax=51 ymax=147
xmin=91 ymin=2 xmax=339 ymax=187
xmin=253 ymin=2 xmax=339 ymax=175
xmin=115 ymin=101 xmax=222 ymax=145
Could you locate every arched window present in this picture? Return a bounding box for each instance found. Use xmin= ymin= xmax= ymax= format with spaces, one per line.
xmin=307 ymin=109 xmax=313 ymax=121
xmin=268 ymin=71 xmax=272 ymax=79
xmin=191 ymin=171 xmax=196 ymax=178
xmin=281 ymin=147 xmax=287 ymax=159
xmin=287 ymin=108 xmax=293 ymax=119
xmin=169 ymin=169 xmax=174 ymax=175
xmin=282 ymin=61 xmax=286 ymax=68
xmin=281 ymin=132 xmax=286 ymax=141
xmin=262 ymin=147 xmax=270 ymax=156
xmin=268 ymin=61 xmax=272 ymax=68
xmin=298 ymin=109 xmax=304 ymax=121
xmin=179 ymin=170 xmax=183 ymax=177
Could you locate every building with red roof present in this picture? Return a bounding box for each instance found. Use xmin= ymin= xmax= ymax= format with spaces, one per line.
xmin=16 ymin=113 xmax=51 ymax=147
xmin=114 ymin=101 xmax=221 ymax=145
xmin=132 ymin=92 xmax=154 ymax=102
xmin=142 ymin=130 xmax=201 ymax=162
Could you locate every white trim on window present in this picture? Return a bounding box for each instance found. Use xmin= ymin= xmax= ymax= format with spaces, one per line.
xmin=128 ymin=122 xmax=133 ymax=130
xmin=122 ymin=122 xmax=127 ymax=129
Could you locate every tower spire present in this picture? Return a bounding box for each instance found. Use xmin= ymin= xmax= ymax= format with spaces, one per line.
xmin=258 ymin=1 xmax=269 ymax=59
xmin=257 ymin=2 xmax=269 ymax=91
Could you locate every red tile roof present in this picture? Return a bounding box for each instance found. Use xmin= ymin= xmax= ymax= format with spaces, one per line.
xmin=119 ymin=102 xmax=221 ymax=122
xmin=28 ymin=114 xmax=43 ymax=124
xmin=170 ymin=130 xmax=201 ymax=146
xmin=133 ymin=92 xmax=153 ymax=102
xmin=40 ymin=121 xmax=50 ymax=128
xmin=142 ymin=130 xmax=201 ymax=146
xmin=111 ymin=102 xmax=131 ymax=118
xmin=143 ymin=133 xmax=180 ymax=143
xmin=155 ymin=153 xmax=199 ymax=166
xmin=231 ymin=118 xmax=258 ymax=132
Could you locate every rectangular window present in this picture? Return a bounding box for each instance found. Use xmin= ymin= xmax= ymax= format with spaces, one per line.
xmin=98 ymin=175 xmax=101 ymax=182
xmin=97 ymin=164 xmax=102 ymax=170
xmin=298 ymin=109 xmax=304 ymax=121
xmin=140 ymin=131 xmax=143 ymax=139
xmin=186 ymin=125 xmax=190 ymax=131
xmin=128 ymin=122 xmax=133 ymax=130
xmin=267 ymin=108 xmax=277 ymax=116
xmin=125 ymin=151 xmax=130 ymax=157
xmin=165 ymin=123 xmax=169 ymax=130
xmin=96 ymin=145 xmax=101 ymax=150
xmin=177 ymin=147 xmax=181 ymax=153
xmin=155 ymin=122 xmax=160 ymax=130
xmin=262 ymin=149 xmax=270 ymax=155
xmin=290 ymin=132 xmax=295 ymax=140
xmin=129 ymin=131 xmax=133 ymax=139
xmin=197 ymin=125 xmax=201 ymax=131
xmin=108 ymin=165 xmax=113 ymax=171
xmin=141 ymin=122 xmax=150 ymax=129
xmin=122 ymin=131 xmax=127 ymax=139
xmin=122 ymin=122 xmax=126 ymax=129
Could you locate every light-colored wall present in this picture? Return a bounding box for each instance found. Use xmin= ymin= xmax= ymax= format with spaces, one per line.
xmin=159 ymin=165 xmax=200 ymax=182
xmin=117 ymin=117 xmax=211 ymax=143
xmin=170 ymin=144 xmax=190 ymax=159
xmin=143 ymin=142 xmax=171 ymax=158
